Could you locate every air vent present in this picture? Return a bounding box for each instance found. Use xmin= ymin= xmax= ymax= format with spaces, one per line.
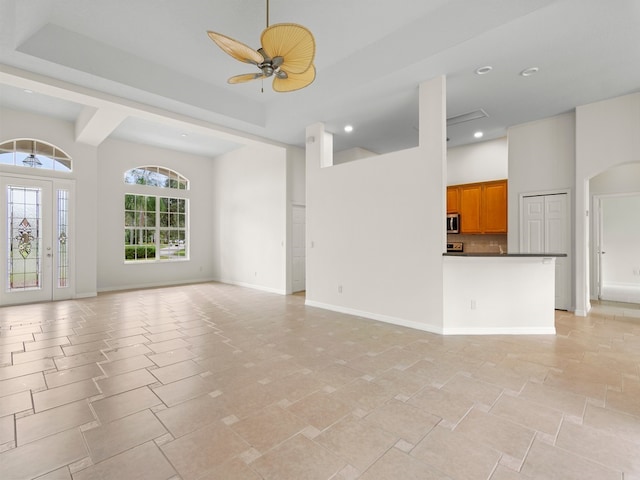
xmin=446 ymin=109 xmax=488 ymax=126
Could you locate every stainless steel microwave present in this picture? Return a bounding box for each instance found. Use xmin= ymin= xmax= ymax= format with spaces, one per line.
xmin=446 ymin=213 xmax=459 ymax=233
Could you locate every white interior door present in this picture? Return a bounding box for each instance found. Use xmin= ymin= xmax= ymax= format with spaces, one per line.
xmin=521 ymin=193 xmax=570 ymax=310
xmin=545 ymin=194 xmax=570 ymax=310
xmin=292 ymin=205 xmax=306 ymax=292
xmin=1 ymin=175 xmax=73 ymax=306
xmin=522 ymin=196 xmax=545 ymax=253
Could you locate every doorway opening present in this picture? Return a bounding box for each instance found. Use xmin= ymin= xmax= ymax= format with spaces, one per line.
xmin=593 ymin=193 xmax=640 ymax=304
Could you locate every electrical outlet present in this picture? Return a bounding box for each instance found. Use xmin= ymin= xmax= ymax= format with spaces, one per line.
xmin=338 ymin=285 xmax=343 ymax=294
xmin=470 ymin=299 xmax=477 ymax=310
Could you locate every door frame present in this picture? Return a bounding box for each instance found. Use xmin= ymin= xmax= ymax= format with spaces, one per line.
xmin=1 ymin=172 xmax=76 ymax=306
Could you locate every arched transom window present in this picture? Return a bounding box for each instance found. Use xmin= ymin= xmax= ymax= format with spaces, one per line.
xmin=124 ymin=165 xmax=188 ymax=189
xmin=0 ymin=139 xmax=72 ymax=172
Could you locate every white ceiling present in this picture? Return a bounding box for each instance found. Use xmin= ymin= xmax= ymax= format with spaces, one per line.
xmin=1 ymin=0 xmax=639 ymax=157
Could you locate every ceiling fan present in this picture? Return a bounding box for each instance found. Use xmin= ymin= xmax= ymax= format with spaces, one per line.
xmin=207 ymin=0 xmax=316 ymax=92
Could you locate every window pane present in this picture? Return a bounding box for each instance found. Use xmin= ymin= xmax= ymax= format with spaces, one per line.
xmin=7 ymin=186 xmax=42 ymax=290
xmin=123 ymin=186 xmax=188 ymax=262
xmin=123 ymin=166 xmax=188 ymax=190
xmin=124 ymin=211 xmax=135 ymax=226
xmin=125 ymin=194 xmax=135 ymax=209
xmin=57 ymin=189 xmax=69 ymax=288
xmin=0 ymin=139 xmax=72 ymax=172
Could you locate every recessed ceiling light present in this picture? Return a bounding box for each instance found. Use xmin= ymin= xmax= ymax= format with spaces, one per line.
xmin=180 ymin=133 xmax=188 ymax=137
xmin=520 ymin=67 xmax=539 ymax=77
xmin=23 ymin=89 xmax=33 ymax=94
xmin=344 ymin=125 xmax=353 ymax=133
xmin=475 ymin=66 xmax=493 ymax=75
xmin=474 ymin=131 xmax=484 ymax=139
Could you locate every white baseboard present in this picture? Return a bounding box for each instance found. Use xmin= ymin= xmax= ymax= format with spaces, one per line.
xmin=441 ymin=326 xmax=556 ymax=335
xmin=98 ymin=277 xmax=216 ymax=293
xmin=74 ymin=292 xmax=98 ymax=299
xmin=304 ymin=300 xmax=444 ymax=335
xmin=213 ymin=278 xmax=287 ymax=295
xmin=600 ymin=284 xmax=640 ymax=304
xmin=98 ymin=278 xmax=286 ymax=296
xmin=303 ymin=300 xmax=558 ymax=336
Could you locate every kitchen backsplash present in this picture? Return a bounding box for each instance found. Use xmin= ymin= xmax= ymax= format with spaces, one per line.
xmin=447 ymin=234 xmax=508 ymax=254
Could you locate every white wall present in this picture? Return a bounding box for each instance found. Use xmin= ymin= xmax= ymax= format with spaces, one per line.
xmin=447 ymin=137 xmax=508 ymax=185
xmin=97 ymin=138 xmax=215 ymax=291
xmin=443 ymin=256 xmax=556 ymax=334
xmin=305 ymin=77 xmax=446 ymax=333
xmin=576 ymin=93 xmax=640 ymax=314
xmin=507 ymin=112 xmax=576 ymax=251
xmin=211 ymin=144 xmax=288 ymax=294
xmin=334 ymin=147 xmax=379 ymax=165
xmin=0 ymin=107 xmax=98 ymax=298
xmin=507 ymin=112 xmax=576 ymax=309
xmin=591 ymin=163 xmax=640 ymax=196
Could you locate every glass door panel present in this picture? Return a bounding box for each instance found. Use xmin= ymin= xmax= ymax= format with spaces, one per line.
xmin=1 ymin=176 xmax=53 ymax=305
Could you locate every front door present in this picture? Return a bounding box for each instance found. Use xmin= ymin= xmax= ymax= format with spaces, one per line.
xmin=0 ymin=175 xmax=72 ymax=305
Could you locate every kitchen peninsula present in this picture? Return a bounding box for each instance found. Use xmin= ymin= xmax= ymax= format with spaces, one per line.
xmin=442 ymin=252 xmax=567 ymax=335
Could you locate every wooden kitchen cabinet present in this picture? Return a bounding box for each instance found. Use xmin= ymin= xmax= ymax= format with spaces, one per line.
xmin=447 ymin=179 xmax=507 ymax=234
xmin=483 ymin=180 xmax=508 ymax=233
xmin=446 ymin=186 xmax=460 ymax=213
xmin=459 ymin=184 xmax=482 ymax=233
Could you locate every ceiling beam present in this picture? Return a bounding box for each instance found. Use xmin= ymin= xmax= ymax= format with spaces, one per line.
xmin=75 ymin=106 xmax=128 ymax=146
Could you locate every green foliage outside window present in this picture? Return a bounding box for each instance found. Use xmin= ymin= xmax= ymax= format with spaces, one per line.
xmin=123 ymin=167 xmax=188 ymax=262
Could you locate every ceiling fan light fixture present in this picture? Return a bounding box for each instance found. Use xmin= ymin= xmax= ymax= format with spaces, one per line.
xmin=207 ymin=1 xmax=316 ymax=92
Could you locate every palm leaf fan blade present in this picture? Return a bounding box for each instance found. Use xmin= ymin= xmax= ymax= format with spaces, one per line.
xmin=261 ymin=23 xmax=315 ymax=74
xmin=273 ymin=65 xmax=316 ymax=92
xmin=228 ymin=73 xmax=264 ymax=84
xmin=207 ymin=31 xmax=264 ymax=65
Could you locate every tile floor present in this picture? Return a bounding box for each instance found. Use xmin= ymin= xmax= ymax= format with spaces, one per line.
xmin=0 ymin=284 xmax=639 ymax=480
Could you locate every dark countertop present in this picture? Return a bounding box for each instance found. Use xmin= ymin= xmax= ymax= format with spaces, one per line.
xmin=443 ymin=252 xmax=567 ymax=257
